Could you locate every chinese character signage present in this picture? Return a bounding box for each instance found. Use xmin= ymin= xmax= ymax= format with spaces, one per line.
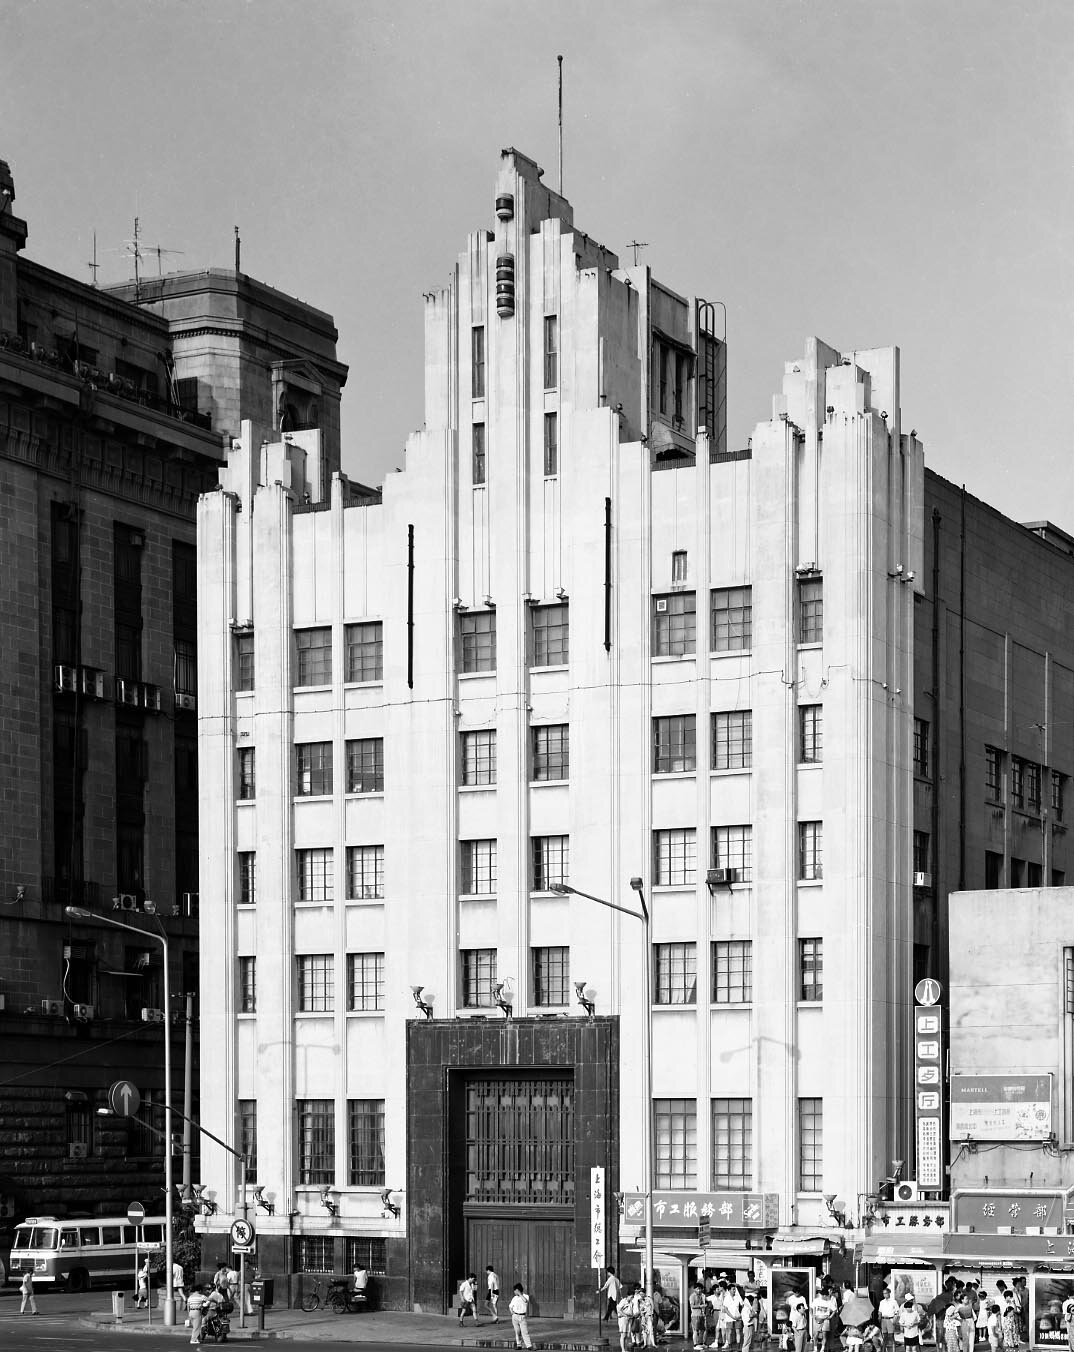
xmin=944 ymin=1233 xmax=1074 ymax=1261
xmin=914 ymin=1004 xmax=944 ymax=1189
xmin=622 ymin=1191 xmax=778 ymax=1229
xmin=591 ymin=1166 xmax=605 ymax=1270
xmin=949 ymin=1074 xmax=1053 ymax=1141
xmin=952 ymin=1189 xmax=1064 ymax=1233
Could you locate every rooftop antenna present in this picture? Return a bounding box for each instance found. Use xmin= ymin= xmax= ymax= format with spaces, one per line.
xmin=627 ymin=240 xmax=649 ymax=266
xmin=234 ymin=226 xmax=241 ymax=274
xmin=124 ymin=217 xmax=183 ymax=298
xmin=557 ymin=54 xmax=564 ymax=195
xmin=87 ymin=231 xmax=99 ymax=287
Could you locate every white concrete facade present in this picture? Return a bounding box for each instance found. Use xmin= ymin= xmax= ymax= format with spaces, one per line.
xmin=196 ymin=148 xmax=925 ymax=1271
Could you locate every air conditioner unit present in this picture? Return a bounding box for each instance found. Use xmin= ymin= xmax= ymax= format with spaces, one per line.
xmin=72 ymin=1003 xmax=94 ymax=1021
xmin=116 ymin=679 xmax=140 ymax=707
xmin=894 ymin=1180 xmax=920 ymax=1203
xmin=141 ymin=683 xmax=161 ymax=713
xmin=141 ymin=1007 xmax=166 ymax=1024
xmin=40 ymin=999 xmax=63 ymax=1016
xmin=68 ymin=1142 xmax=88 ymax=1160
xmin=709 ymin=868 xmax=738 ymax=885
xmin=55 ymin=664 xmax=77 ymax=693
xmin=113 ymin=893 xmax=139 ymax=912
xmin=655 ymin=598 xmax=668 ymax=612
xmin=913 ymin=871 xmax=932 ymax=888
xmin=80 ymin=667 xmax=106 ymax=700
xmin=175 ymin=692 xmax=196 ymax=712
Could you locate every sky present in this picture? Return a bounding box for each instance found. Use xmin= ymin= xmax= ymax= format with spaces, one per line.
xmin=5 ymin=0 xmax=1073 ymax=527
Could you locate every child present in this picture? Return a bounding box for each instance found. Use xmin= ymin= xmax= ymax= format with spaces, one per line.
xmin=509 ymin=1282 xmax=533 ymax=1350
xmin=986 ymin=1303 xmax=1002 ymax=1352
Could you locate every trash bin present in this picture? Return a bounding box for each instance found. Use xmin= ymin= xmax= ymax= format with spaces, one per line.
xmin=251 ymin=1278 xmax=274 ymax=1308
xmin=111 ymin=1290 xmax=125 ymax=1319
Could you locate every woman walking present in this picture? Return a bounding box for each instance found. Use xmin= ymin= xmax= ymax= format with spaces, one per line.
xmin=510 ymin=1281 xmax=534 ymax=1349
xmin=1001 ymin=1294 xmax=1020 ymax=1351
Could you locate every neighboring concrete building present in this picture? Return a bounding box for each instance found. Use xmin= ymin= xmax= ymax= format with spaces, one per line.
xmin=0 ymin=154 xmax=349 ymax=1246
xmin=194 ymin=146 xmax=1074 ymax=1315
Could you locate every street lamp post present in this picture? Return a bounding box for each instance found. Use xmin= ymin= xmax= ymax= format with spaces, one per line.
xmin=550 ymin=879 xmax=654 ymax=1300
xmin=66 ymin=906 xmax=175 ymax=1326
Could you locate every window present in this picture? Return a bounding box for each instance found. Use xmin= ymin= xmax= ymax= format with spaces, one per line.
xmin=654 ymin=1099 xmax=696 ymax=1189
xmin=1027 ymin=861 xmax=1043 ymax=887
xmin=348 ymin=1099 xmax=385 ymax=1185
xmin=472 ymin=423 xmax=486 ymax=485
xmin=653 ymin=714 xmax=696 ymax=774
xmin=297 ymin=848 xmax=333 ymax=903
xmin=797 ymin=577 xmax=823 ymax=644
xmin=543 ymin=413 xmax=558 ymax=476
xmin=713 ymin=710 xmax=752 ymax=770
xmin=237 ymin=747 xmax=256 ymax=800
xmin=654 ymin=943 xmax=696 ymax=1005
xmin=913 ymin=718 xmax=930 ymax=778
xmin=913 ymin=831 xmax=930 ymax=876
xmin=1012 ymin=755 xmax=1026 ymax=808
xmin=1026 ymin=761 xmax=1042 ymax=814
xmin=245 ymin=853 xmax=263 ymax=908
xmin=671 ymin=550 xmax=688 ymax=583
xmin=799 ymin=705 xmax=823 ymax=764
xmin=1011 ymin=857 xmax=1026 ymax=887
xmin=712 ymin=1098 xmax=752 ymax=1190
xmin=712 ymin=940 xmax=752 ymax=1003
xmin=1053 ymin=771 xmax=1066 ymax=822
xmin=471 ymin=326 xmax=485 ymax=399
xmin=344 ymin=622 xmax=383 ymax=683
xmin=461 ymin=948 xmax=497 ymax=1007
xmin=986 ymin=746 xmax=1004 ymax=801
xmin=543 ymin=314 xmax=558 ymax=388
xmin=711 ymin=586 xmax=752 ymax=652
xmin=294 ymin=1236 xmax=334 ymax=1272
xmin=985 ymin=850 xmax=1003 ymax=889
xmin=297 ymin=1099 xmax=335 ymax=1185
xmin=658 ymin=344 xmax=669 ymax=415
xmin=66 ymin=1100 xmax=92 ymax=1158
xmin=532 ymin=724 xmax=569 ymax=781
xmin=531 ymin=603 xmax=569 ymax=667
xmin=234 ymin=631 xmax=255 ymax=691
xmin=239 ymin=956 xmax=256 ymax=1014
xmin=652 ymin=591 xmax=696 ymax=657
xmin=346 ymin=845 xmax=384 ymax=901
xmin=238 ymin=1101 xmax=257 ymax=1183
xmin=295 ymin=627 xmax=332 ymax=687
xmin=346 ymin=738 xmax=384 ymax=793
xmin=532 ymin=835 xmax=569 ymax=891
xmin=459 ymin=611 xmax=496 ymax=673
xmin=798 ymin=1097 xmax=823 ymax=1191
xmin=347 ymin=953 xmax=384 ymax=1012
xmin=461 ymin=839 xmax=497 ymax=895
xmin=532 ymin=946 xmax=569 ymax=1006
xmin=653 ymin=829 xmax=696 ymax=887
xmin=799 ymin=939 xmax=823 ymax=1001
xmin=461 ymin=730 xmax=496 ymax=786
xmin=298 ymin=955 xmax=334 ymax=1012
xmin=1054 ymin=869 xmax=1066 ymax=888
xmin=345 ymin=1237 xmax=387 ymax=1275
xmin=798 ymin=821 xmax=823 ymax=881
xmin=296 ymin=742 xmax=333 ymax=796
xmin=174 ymin=638 xmax=197 ymax=697
xmin=712 ymin=825 xmax=752 ymax=883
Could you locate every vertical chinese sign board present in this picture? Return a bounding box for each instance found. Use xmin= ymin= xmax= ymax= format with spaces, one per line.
xmin=591 ymin=1166 xmax=606 ymax=1272
xmin=914 ymin=979 xmax=944 ymax=1191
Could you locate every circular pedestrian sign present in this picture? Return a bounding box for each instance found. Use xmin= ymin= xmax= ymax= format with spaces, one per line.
xmin=914 ymin=978 xmax=942 ymax=1006
xmin=127 ymin=1202 xmax=145 ymax=1226
xmin=109 ymin=1080 xmax=141 ymax=1118
xmin=230 ymin=1218 xmax=255 ymax=1248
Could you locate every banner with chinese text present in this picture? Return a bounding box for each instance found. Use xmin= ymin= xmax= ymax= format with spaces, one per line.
xmin=949 ymin=1074 xmax=1052 ymax=1141
xmin=914 ymin=1005 xmax=943 ymax=1188
xmin=623 ymin=1192 xmax=778 ymax=1229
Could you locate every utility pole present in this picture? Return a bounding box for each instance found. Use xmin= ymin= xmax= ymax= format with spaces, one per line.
xmin=182 ymin=992 xmax=194 ymax=1198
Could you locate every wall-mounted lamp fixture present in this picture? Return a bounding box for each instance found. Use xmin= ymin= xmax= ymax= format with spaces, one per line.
xmin=411 ymin=985 xmax=433 ymax=1020
xmin=555 ymin=587 xmax=568 ymax=601
xmin=451 ymin=597 xmax=466 ymax=611
xmin=252 ymin=1186 xmax=276 ymax=1216
xmin=319 ymin=1186 xmax=338 ymax=1217
xmin=877 ymin=1159 xmax=904 ymax=1196
xmin=380 ymin=1187 xmax=401 ymax=1219
xmin=484 ymin=596 xmax=495 ymax=609
xmin=823 ymin=1193 xmax=848 ymax=1227
xmin=191 ymin=1184 xmax=218 ymax=1216
xmin=492 ymin=980 xmax=514 ymax=1019
xmin=574 ymin=981 xmax=595 ymax=1017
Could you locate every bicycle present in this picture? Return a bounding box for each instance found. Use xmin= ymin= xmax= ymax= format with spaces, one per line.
xmin=300 ymin=1276 xmax=364 ymax=1313
xmin=300 ymin=1275 xmax=333 ymax=1312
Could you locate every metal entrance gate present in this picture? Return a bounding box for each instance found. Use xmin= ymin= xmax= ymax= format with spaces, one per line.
xmin=465 ymin=1214 xmax=574 ymax=1316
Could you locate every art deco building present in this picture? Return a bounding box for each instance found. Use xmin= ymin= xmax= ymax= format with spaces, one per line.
xmin=195 ymin=147 xmax=1074 ymax=1315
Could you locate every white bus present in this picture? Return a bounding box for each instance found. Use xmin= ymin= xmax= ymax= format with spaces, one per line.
xmin=7 ymin=1215 xmax=166 ymax=1291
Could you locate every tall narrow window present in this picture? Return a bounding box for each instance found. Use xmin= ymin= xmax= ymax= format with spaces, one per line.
xmin=346 ymin=738 xmax=384 ymax=793
xmin=1026 ymin=761 xmax=1042 ymax=814
xmin=654 ymin=943 xmax=696 ymax=1005
xmin=654 ymin=1099 xmax=696 ymax=1188
xmin=461 ymin=839 xmax=497 ymax=895
xmin=461 ymin=949 xmax=497 ymax=1007
xmin=237 ymin=748 xmax=256 ymax=800
xmin=543 ymin=315 xmax=558 ymax=388
xmin=652 ymin=592 xmax=696 ymax=656
xmin=797 ymin=577 xmax=823 ymax=644
xmin=1011 ymin=756 xmax=1026 ymax=809
xmin=295 ymin=627 xmax=332 ymax=686
xmin=471 ymin=326 xmax=485 ymax=399
xmin=799 ymin=706 xmax=823 ymax=764
xmin=532 ymin=835 xmax=569 ymax=891
xmin=459 ymin=611 xmax=496 ymax=673
xmin=234 ymin=631 xmax=255 ymax=691
xmin=712 ymin=825 xmax=753 ymax=883
xmin=543 ymin=412 xmax=558 ymax=476
xmin=238 ymin=1101 xmax=257 ymax=1183
xmin=711 ymin=586 xmax=752 ymax=652
xmin=1052 ymin=772 xmax=1066 ymax=823
xmin=461 ymin=730 xmax=496 ymax=786
xmin=653 ymin=829 xmax=696 ymax=887
xmin=712 ymin=1099 xmax=752 ymax=1190
xmin=913 ymin=718 xmax=930 ymax=778
xmin=532 ymin=724 xmax=569 ymax=781
xmin=174 ymin=638 xmax=197 ymax=699
xmin=799 ymin=939 xmax=823 ymax=1001
xmin=985 ymin=746 xmax=1004 ymax=801
xmin=298 ymin=955 xmax=334 ymax=1012
xmin=348 ymin=1100 xmax=385 ymax=1186
xmin=798 ymin=1098 xmax=823 ymax=1191
xmin=712 ymin=940 xmax=752 ymax=1003
xmin=671 ymin=550 xmax=688 ymax=583
xmin=985 ymin=851 xmax=1003 ymax=889
xmin=532 ymin=946 xmax=569 ymax=1006
xmin=472 ymin=423 xmax=486 ymax=486
xmin=798 ymin=822 xmax=823 ymax=881
xmin=653 ymin=715 xmax=696 ymax=773
xmin=297 ymin=848 xmax=333 ymax=903
xmin=913 ymin=831 xmax=930 ymax=877
xmin=713 ymin=711 xmax=752 ymax=770
xmin=346 ymin=845 xmax=384 ymax=901
xmin=239 ymin=956 xmax=256 ymax=1014
xmin=531 ymin=603 xmax=569 ymax=667
xmin=296 ymin=742 xmax=333 ymax=796
xmin=347 ymin=953 xmax=385 ymax=1012
xmin=297 ymin=1099 xmax=335 ymax=1184
xmin=238 ymin=852 xmax=256 ymax=906
xmin=344 ymin=622 xmax=383 ymax=683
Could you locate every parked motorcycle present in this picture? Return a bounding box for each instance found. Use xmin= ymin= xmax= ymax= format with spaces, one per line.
xmin=199 ymin=1298 xmax=232 ymax=1342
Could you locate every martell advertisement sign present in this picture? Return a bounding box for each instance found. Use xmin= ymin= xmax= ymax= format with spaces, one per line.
xmin=949 ymin=1074 xmax=1053 ymax=1141
xmin=623 ymin=1192 xmax=779 ymax=1229
xmin=913 ymin=981 xmax=944 ymax=1190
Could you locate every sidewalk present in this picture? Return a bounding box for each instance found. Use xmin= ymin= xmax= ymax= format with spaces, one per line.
xmin=84 ymin=1304 xmax=628 ymax=1347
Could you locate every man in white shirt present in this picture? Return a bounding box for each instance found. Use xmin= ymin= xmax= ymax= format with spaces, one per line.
xmin=878 ymin=1286 xmax=899 ymax=1352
